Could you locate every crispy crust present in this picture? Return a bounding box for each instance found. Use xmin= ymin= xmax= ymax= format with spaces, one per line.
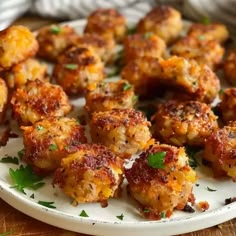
xmin=11 ymin=79 xmax=72 ymax=125
xmin=0 ymin=25 xmax=38 ymax=70
xmin=22 ymin=116 xmax=87 ymax=175
xmin=224 ymin=50 xmax=236 ymax=86
xmin=0 ymin=78 xmax=8 ymax=124
xmin=153 ymin=100 xmax=218 ymax=146
xmin=53 ymin=143 xmax=124 ymax=204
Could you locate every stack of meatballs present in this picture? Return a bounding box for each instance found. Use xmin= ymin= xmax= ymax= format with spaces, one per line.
xmin=0 ymin=5 xmax=235 ymax=220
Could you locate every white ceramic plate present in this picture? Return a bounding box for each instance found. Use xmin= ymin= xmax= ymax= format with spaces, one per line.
xmin=0 ymin=18 xmax=236 ymax=236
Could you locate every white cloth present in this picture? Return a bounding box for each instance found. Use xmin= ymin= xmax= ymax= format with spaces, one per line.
xmin=0 ymin=0 xmax=235 ymax=36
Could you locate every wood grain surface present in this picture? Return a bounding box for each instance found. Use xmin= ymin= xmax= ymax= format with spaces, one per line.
xmin=0 ymin=15 xmax=235 ymax=236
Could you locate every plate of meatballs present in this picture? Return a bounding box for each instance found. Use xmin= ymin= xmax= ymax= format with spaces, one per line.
xmin=0 ymin=5 xmax=236 ymax=236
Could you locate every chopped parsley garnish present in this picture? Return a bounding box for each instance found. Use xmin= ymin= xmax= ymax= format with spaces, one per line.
xmin=79 ymin=210 xmax=89 ymax=217
xmin=123 ymin=83 xmax=131 ymax=91
xmin=50 ymin=25 xmax=61 ymax=34
xmin=36 ymin=125 xmax=44 ymax=131
xmin=161 ymin=212 xmax=166 ymax=218
xmin=38 ymin=201 xmax=56 ymax=209
xmin=147 ymin=152 xmax=166 ymax=169
xmin=17 ymin=149 xmax=25 ymax=160
xmin=0 ymin=155 xmax=19 ymax=165
xmin=49 ymin=144 xmax=57 ymax=151
xmin=206 ymin=186 xmax=217 ymax=192
xmin=219 ymin=89 xmax=224 ymax=95
xmin=144 ymin=32 xmax=152 ymax=39
xmin=116 ymin=213 xmax=124 ymax=221
xmin=132 ymin=95 xmax=139 ymax=104
xmin=30 ymin=193 xmax=35 ymax=199
xmin=0 ymin=231 xmax=13 ymax=236
xmin=185 ymin=146 xmax=201 ymax=169
xmin=107 ymin=66 xmax=122 ymax=78
xmin=9 ymin=165 xmax=45 ymax=194
xmin=64 ymin=64 xmax=78 ymax=70
xmin=198 ymin=35 xmax=205 ymax=40
xmin=143 ymin=208 xmax=150 ymax=213
xmin=200 ymin=16 xmax=211 ymax=25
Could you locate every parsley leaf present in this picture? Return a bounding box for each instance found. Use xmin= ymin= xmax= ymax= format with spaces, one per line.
xmin=206 ymin=186 xmax=217 ymax=192
xmin=9 ymin=165 xmax=45 ymax=194
xmin=161 ymin=212 xmax=166 ymax=218
xmin=200 ymin=16 xmax=211 ymax=25
xmin=123 ymin=83 xmax=131 ymax=91
xmin=64 ymin=64 xmax=78 ymax=70
xmin=144 ymin=32 xmax=152 ymax=39
xmin=79 ymin=210 xmax=89 ymax=217
xmin=38 ymin=201 xmax=56 ymax=209
xmin=185 ymin=146 xmax=201 ymax=169
xmin=143 ymin=208 xmax=150 ymax=213
xmin=36 ymin=125 xmax=44 ymax=131
xmin=116 ymin=213 xmax=124 ymax=221
xmin=50 ymin=25 xmax=61 ymax=34
xmin=107 ymin=66 xmax=122 ymax=78
xmin=0 ymin=155 xmax=19 ymax=165
xmin=147 ymin=152 xmax=166 ymax=169
xmin=49 ymin=144 xmax=57 ymax=151
xmin=17 ymin=149 xmax=25 ymax=160
xmin=30 ymin=193 xmax=35 ymax=199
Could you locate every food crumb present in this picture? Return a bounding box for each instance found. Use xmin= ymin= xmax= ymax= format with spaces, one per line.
xmin=225 ymin=197 xmax=236 ymax=205
xmin=197 ymin=201 xmax=210 ymax=211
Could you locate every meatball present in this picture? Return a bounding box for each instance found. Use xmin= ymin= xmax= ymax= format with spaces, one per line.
xmin=159 ymin=56 xmax=220 ymax=103
xmin=36 ymin=24 xmax=79 ymax=62
xmin=137 ymin=5 xmax=183 ymax=44
xmin=170 ymin=36 xmax=224 ymax=70
xmin=219 ymin=88 xmax=236 ymax=123
xmin=85 ymin=80 xmax=136 ymax=114
xmin=53 ymin=144 xmax=124 ymax=206
xmin=11 ymin=79 xmax=72 ymax=125
xmin=152 ymin=100 xmax=218 ymax=146
xmin=21 ymin=116 xmax=87 ymax=175
xmin=84 ymin=8 xmax=126 ymax=43
xmin=123 ymin=33 xmax=166 ymax=63
xmin=0 ymin=78 xmax=8 ymax=124
xmin=0 ymin=25 xmax=38 ymax=70
xmin=187 ymin=23 xmax=229 ymax=44
xmin=76 ymin=33 xmax=115 ymax=64
xmin=203 ymin=122 xmax=236 ymax=180
xmin=4 ymin=58 xmax=47 ymax=90
xmin=90 ymin=108 xmax=151 ymax=158
xmin=121 ymin=56 xmax=162 ymax=98
xmin=53 ymin=46 xmax=105 ymax=96
xmin=223 ymin=50 xmax=236 ymax=86
xmin=125 ymin=142 xmax=196 ymax=220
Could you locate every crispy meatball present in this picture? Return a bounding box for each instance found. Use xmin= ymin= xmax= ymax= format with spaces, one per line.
xmin=85 ymin=80 xmax=136 ymax=114
xmin=123 ymin=33 xmax=166 ymax=63
xmin=0 ymin=25 xmax=38 ymax=70
xmin=137 ymin=5 xmax=183 ymax=44
xmin=219 ymin=88 xmax=236 ymax=123
xmin=159 ymin=56 xmax=220 ymax=103
xmin=125 ymin=142 xmax=196 ymax=219
xmin=21 ymin=116 xmax=87 ymax=175
xmin=0 ymin=78 xmax=8 ymax=124
xmin=36 ymin=24 xmax=79 ymax=62
xmin=4 ymin=58 xmax=47 ymax=90
xmin=11 ymin=79 xmax=71 ymax=125
xmin=53 ymin=46 xmax=105 ymax=96
xmin=76 ymin=33 xmax=115 ymax=64
xmin=53 ymin=144 xmax=124 ymax=206
xmin=121 ymin=56 xmax=162 ymax=98
xmin=170 ymin=36 xmax=224 ymax=70
xmin=90 ymin=108 xmax=151 ymax=158
xmin=203 ymin=122 xmax=236 ymax=180
xmin=84 ymin=8 xmax=126 ymax=43
xmin=223 ymin=50 xmax=236 ymax=86
xmin=187 ymin=23 xmax=229 ymax=44
xmin=153 ymin=100 xmax=218 ymax=146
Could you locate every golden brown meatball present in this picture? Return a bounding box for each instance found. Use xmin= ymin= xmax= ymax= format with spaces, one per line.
xmin=121 ymin=56 xmax=162 ymax=98
xmin=137 ymin=5 xmax=183 ymax=44
xmin=76 ymin=33 xmax=115 ymax=64
xmin=11 ymin=79 xmax=72 ymax=125
xmin=85 ymin=80 xmax=136 ymax=114
xmin=36 ymin=24 xmax=79 ymax=62
xmin=123 ymin=33 xmax=166 ymax=63
xmin=0 ymin=25 xmax=38 ymax=70
xmin=0 ymin=78 xmax=8 ymax=124
xmin=53 ymin=144 xmax=124 ymax=206
xmin=53 ymin=46 xmax=105 ymax=96
xmin=203 ymin=122 xmax=236 ymax=180
xmin=187 ymin=23 xmax=229 ymax=44
xmin=159 ymin=56 xmax=220 ymax=103
xmin=219 ymin=88 xmax=236 ymax=123
xmin=21 ymin=116 xmax=87 ymax=175
xmin=170 ymin=36 xmax=224 ymax=70
xmin=84 ymin=8 xmax=126 ymax=43
xmin=90 ymin=108 xmax=151 ymax=158
xmin=125 ymin=142 xmax=196 ymax=220
xmin=223 ymin=50 xmax=236 ymax=86
xmin=152 ymin=100 xmax=218 ymax=147
xmin=4 ymin=58 xmax=47 ymax=90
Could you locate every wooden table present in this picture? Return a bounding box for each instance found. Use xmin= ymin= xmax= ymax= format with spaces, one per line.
xmin=0 ymin=16 xmax=235 ymax=236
